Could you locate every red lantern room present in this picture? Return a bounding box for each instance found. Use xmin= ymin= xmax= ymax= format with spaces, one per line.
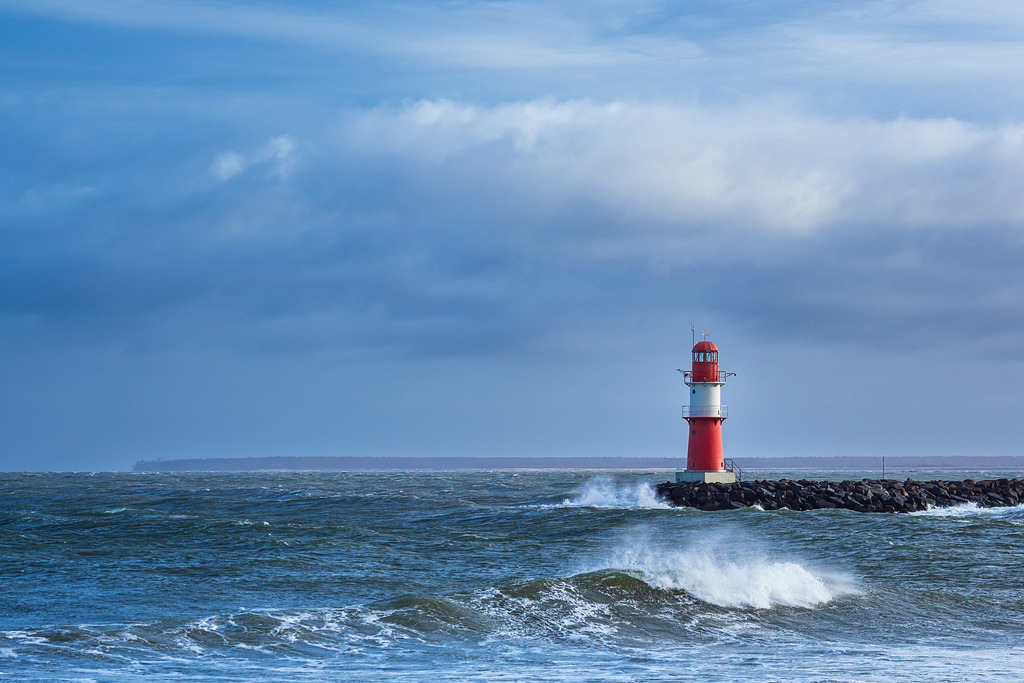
xmin=689 ymin=341 xmax=720 ymax=383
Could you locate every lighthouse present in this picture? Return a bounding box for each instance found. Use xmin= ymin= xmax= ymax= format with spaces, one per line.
xmin=677 ymin=335 xmax=736 ymax=484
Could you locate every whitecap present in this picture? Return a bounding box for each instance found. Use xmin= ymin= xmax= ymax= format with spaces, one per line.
xmin=911 ymin=502 xmax=1024 ymax=520
xmin=556 ymin=478 xmax=672 ymax=510
xmin=592 ymin=531 xmax=858 ymax=609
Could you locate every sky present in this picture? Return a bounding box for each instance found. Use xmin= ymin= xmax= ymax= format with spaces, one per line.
xmin=2 ymin=0 xmax=1024 ymax=471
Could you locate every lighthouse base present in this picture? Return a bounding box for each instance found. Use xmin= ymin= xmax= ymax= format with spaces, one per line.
xmin=676 ymin=470 xmax=737 ymax=484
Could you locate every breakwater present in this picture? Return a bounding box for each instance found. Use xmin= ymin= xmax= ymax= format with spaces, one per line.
xmin=655 ymin=478 xmax=1024 ymax=513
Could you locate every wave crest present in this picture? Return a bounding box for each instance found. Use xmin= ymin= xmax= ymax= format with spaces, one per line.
xmin=559 ymin=479 xmax=671 ymax=509
xmin=911 ymin=502 xmax=1024 ymax=520
xmin=596 ymin=535 xmax=857 ymax=609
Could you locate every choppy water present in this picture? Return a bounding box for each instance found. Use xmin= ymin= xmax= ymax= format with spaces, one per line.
xmin=2 ymin=469 xmax=1024 ymax=681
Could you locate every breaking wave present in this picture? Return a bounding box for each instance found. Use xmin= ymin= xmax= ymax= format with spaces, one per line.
xmin=558 ymin=478 xmax=672 ymax=509
xmin=911 ymin=502 xmax=1024 ymax=520
xmin=590 ymin=530 xmax=858 ymax=609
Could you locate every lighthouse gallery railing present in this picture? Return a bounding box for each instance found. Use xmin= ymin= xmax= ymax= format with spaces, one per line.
xmin=681 ymin=405 xmax=729 ymax=418
xmin=682 ymin=371 xmax=731 ymax=383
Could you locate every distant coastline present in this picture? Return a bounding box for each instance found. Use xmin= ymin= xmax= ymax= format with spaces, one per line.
xmin=131 ymin=455 xmax=1024 ymax=473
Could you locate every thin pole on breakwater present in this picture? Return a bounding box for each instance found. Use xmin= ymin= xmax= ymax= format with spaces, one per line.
xmin=882 ymin=454 xmax=886 ymax=480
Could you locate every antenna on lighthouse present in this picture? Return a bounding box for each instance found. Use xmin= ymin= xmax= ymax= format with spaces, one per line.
xmin=690 ymin=322 xmax=695 ymax=348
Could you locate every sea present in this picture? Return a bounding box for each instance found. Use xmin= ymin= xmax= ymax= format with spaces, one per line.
xmin=2 ymin=468 xmax=1023 ymax=681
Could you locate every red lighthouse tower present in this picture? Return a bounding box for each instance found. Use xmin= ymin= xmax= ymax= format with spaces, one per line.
xmin=677 ymin=334 xmax=736 ymax=483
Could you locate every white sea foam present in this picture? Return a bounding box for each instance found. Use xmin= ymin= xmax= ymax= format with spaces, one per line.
xmin=470 ymin=584 xmax=617 ymax=643
xmin=594 ymin=530 xmax=857 ymax=609
xmin=911 ymin=502 xmax=1024 ymax=519
xmin=558 ymin=478 xmax=672 ymax=510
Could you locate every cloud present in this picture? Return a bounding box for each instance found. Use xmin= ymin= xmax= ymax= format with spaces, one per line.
xmin=5 ymin=0 xmax=1024 ymax=89
xmin=211 ymin=151 xmax=244 ymax=181
xmin=335 ymin=99 xmax=1024 ymax=353
xmin=0 ymin=0 xmax=698 ymax=70
xmin=342 ymin=99 xmax=1024 ymax=236
xmin=5 ymin=97 xmax=1024 ymax=362
xmin=210 ymin=135 xmax=296 ymax=182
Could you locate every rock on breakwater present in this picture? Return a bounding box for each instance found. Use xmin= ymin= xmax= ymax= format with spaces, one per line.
xmin=655 ymin=478 xmax=1024 ymax=513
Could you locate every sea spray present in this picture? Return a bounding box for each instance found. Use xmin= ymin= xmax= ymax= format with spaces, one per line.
xmin=559 ymin=478 xmax=672 ymax=509
xmin=911 ymin=501 xmax=1024 ymax=520
xmin=590 ymin=528 xmax=858 ymax=609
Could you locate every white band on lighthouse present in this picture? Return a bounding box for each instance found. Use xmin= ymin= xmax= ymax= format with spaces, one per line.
xmin=684 ymin=381 xmax=725 ymax=418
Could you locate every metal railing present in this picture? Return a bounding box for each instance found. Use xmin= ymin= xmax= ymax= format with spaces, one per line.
xmin=681 ymin=405 xmax=729 ymax=418
xmin=682 ymin=370 xmax=732 ymax=384
xmin=725 ymin=459 xmax=743 ymax=481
